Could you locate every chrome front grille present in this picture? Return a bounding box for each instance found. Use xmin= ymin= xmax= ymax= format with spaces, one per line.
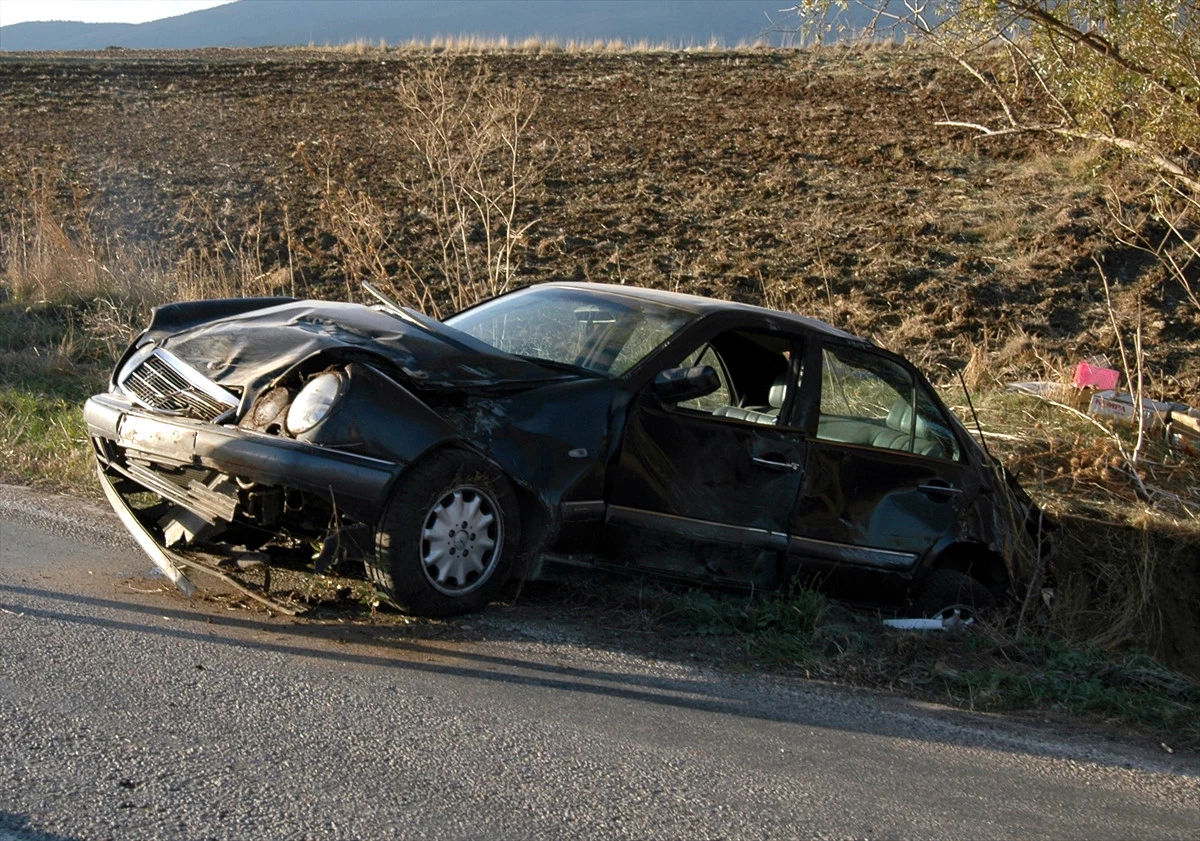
xmin=118 ymin=348 xmax=238 ymax=422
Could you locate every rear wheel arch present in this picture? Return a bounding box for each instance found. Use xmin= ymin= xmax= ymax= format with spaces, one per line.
xmin=922 ymin=542 xmax=1011 ymax=601
xmin=912 ymin=567 xmax=998 ymax=621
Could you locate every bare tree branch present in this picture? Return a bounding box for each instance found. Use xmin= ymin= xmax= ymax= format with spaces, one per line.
xmin=935 ymin=120 xmax=1200 ymax=192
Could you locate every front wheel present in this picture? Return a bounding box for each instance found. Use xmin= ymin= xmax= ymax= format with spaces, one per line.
xmin=368 ymin=451 xmax=520 ymax=617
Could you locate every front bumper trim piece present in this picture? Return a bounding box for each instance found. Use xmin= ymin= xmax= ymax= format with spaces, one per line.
xmin=96 ymin=463 xmax=197 ymax=597
xmin=85 ymin=393 xmax=401 ymax=523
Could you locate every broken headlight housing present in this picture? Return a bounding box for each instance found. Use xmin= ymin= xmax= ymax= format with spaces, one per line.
xmin=286 ymin=371 xmax=345 ymax=434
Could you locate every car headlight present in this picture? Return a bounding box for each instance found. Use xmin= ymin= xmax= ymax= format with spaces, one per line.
xmin=286 ymin=371 xmax=345 ymax=435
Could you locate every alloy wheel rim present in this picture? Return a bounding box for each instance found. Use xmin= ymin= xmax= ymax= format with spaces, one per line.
xmin=932 ymin=605 xmax=977 ymax=628
xmin=420 ymin=485 xmax=502 ymax=596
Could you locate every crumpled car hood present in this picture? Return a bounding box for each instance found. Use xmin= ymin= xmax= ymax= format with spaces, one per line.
xmin=141 ymin=298 xmax=576 ymax=397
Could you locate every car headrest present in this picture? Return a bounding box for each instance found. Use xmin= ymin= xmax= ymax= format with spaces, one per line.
xmin=768 ymin=374 xmax=788 ymax=409
xmin=886 ymin=399 xmax=929 ymax=438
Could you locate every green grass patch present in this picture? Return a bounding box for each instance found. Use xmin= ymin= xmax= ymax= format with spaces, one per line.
xmin=0 ymin=385 xmax=96 ymax=491
xmin=935 ymin=641 xmax=1200 ymax=738
xmin=0 ymin=300 xmax=112 ymax=493
xmin=643 ymin=586 xmax=876 ymax=665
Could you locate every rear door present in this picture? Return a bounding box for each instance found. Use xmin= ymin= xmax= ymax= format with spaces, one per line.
xmin=786 ymin=342 xmax=981 ymax=588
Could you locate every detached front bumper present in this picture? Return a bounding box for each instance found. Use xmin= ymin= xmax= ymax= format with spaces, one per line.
xmin=85 ymin=393 xmax=403 ymax=526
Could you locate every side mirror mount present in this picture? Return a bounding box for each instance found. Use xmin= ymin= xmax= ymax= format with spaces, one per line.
xmin=654 ymin=365 xmax=720 ymax=404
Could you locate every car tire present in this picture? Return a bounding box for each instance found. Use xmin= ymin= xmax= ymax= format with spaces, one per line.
xmin=369 ymin=450 xmax=520 ymax=617
xmin=912 ymin=568 xmax=997 ymax=624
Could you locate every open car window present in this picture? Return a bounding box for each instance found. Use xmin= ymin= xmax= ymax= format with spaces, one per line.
xmin=816 ymin=345 xmax=961 ymax=461
xmin=668 ymin=329 xmax=800 ymax=427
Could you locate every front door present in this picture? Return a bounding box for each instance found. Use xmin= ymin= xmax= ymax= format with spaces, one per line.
xmin=605 ymin=328 xmax=808 ymax=590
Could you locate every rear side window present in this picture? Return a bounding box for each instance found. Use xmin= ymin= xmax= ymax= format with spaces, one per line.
xmin=816 ymin=346 xmax=960 ymax=461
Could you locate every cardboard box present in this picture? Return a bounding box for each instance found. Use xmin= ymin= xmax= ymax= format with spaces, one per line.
xmin=1173 ymin=412 xmax=1200 ymax=436
xmin=1087 ymin=390 xmax=1174 ymax=428
xmin=1171 ymin=412 xmax=1200 ymax=457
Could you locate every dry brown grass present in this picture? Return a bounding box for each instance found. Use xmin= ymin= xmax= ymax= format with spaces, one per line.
xmin=0 ymin=165 xmax=288 ymax=360
xmin=298 ymin=35 xmax=764 ymax=57
xmin=961 ymin=383 xmax=1200 ymax=676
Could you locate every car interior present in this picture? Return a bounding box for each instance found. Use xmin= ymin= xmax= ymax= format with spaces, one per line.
xmin=674 ymin=330 xmax=960 ymax=460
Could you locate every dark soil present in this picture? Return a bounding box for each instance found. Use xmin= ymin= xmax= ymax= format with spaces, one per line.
xmin=1 ymin=45 xmax=1196 ymax=397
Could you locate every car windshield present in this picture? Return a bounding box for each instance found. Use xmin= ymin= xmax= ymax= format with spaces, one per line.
xmin=445 ymin=286 xmax=696 ymax=377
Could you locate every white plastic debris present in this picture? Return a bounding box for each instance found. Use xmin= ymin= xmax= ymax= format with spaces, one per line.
xmin=884 ymin=612 xmax=976 ymax=631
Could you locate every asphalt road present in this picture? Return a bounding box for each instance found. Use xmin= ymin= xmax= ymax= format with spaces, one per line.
xmin=1 ymin=483 xmax=1198 ymax=841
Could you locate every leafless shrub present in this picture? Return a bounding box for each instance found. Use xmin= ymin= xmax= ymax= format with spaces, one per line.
xmin=296 ymin=136 xmax=436 ymax=309
xmin=394 ymin=62 xmax=552 ymax=314
xmin=1108 ymin=181 xmax=1200 ymax=315
xmin=0 ymin=164 xmax=291 ymax=357
xmin=308 ymin=61 xmax=554 ymax=318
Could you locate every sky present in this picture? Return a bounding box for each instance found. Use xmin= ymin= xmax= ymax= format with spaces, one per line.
xmin=0 ymin=0 xmax=235 ymax=26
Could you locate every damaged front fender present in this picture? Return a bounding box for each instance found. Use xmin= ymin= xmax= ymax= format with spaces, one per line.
xmin=85 ymin=393 xmax=402 ymax=524
xmin=287 ymin=362 xmax=459 ymax=464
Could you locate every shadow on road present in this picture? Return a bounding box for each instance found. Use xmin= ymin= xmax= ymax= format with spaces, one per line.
xmin=0 ymin=812 xmax=80 ymax=841
xmin=2 ymin=581 xmax=1194 ymax=778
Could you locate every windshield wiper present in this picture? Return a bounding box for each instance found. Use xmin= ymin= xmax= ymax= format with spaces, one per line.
xmin=362 ymin=280 xmax=423 ymax=325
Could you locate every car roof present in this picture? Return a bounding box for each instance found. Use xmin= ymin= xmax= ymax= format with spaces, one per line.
xmin=535 ymin=281 xmax=868 ymax=343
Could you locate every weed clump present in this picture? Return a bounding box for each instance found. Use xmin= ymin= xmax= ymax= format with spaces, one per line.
xmin=588 ymin=581 xmax=1200 ymax=739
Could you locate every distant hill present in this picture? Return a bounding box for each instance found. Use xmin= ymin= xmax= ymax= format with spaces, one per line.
xmin=0 ymin=0 xmax=801 ymax=51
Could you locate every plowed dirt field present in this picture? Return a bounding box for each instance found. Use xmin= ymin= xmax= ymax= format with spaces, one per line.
xmin=1 ymin=45 xmax=1196 ymax=397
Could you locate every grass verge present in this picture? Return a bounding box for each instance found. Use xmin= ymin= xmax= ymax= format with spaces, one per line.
xmin=0 ymin=301 xmax=108 ymax=491
xmin=528 ymin=578 xmax=1200 ymax=744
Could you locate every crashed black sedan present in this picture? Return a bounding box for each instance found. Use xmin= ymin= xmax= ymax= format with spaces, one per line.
xmin=85 ymin=282 xmax=1037 ymax=617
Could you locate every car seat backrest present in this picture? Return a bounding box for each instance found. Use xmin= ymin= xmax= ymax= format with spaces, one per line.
xmin=768 ymin=374 xmax=788 ymax=410
xmin=711 ymin=374 xmax=789 ymax=425
xmin=885 ymin=399 xmax=929 ymax=439
xmin=815 ymin=400 xmax=947 ymax=458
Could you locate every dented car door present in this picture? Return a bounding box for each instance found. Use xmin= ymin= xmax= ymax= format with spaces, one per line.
xmin=785 ymin=341 xmax=982 ymax=588
xmin=605 ymin=327 xmax=808 ymax=590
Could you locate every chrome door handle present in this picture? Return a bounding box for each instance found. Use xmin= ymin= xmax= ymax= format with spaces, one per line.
xmin=918 ymin=484 xmax=962 ymax=496
xmin=752 ymin=456 xmax=802 ymax=472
